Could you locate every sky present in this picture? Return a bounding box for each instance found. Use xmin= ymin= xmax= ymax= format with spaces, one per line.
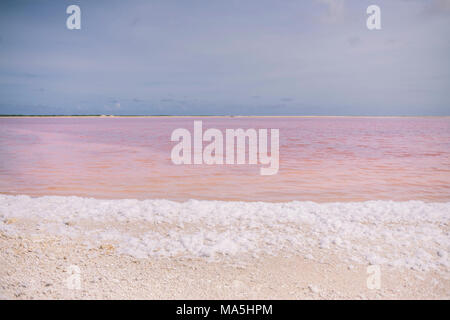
xmin=0 ymin=0 xmax=449 ymax=115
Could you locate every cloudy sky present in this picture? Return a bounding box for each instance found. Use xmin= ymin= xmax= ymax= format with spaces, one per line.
xmin=0 ymin=0 xmax=449 ymax=115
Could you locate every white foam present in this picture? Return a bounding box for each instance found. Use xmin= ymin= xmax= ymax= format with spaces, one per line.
xmin=0 ymin=194 xmax=449 ymax=270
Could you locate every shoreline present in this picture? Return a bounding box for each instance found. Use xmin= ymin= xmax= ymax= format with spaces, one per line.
xmin=1 ymin=192 xmax=450 ymax=204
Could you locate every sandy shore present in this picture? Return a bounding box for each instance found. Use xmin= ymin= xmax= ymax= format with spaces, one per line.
xmin=0 ymin=195 xmax=449 ymax=299
xmin=1 ymin=232 xmax=448 ymax=299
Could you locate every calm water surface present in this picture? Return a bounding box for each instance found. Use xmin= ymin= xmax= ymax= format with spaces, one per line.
xmin=0 ymin=117 xmax=449 ymax=202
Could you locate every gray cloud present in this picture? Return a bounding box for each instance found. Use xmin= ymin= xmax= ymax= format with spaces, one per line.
xmin=315 ymin=0 xmax=346 ymax=23
xmin=422 ymin=0 xmax=450 ymax=17
xmin=347 ymin=36 xmax=361 ymax=47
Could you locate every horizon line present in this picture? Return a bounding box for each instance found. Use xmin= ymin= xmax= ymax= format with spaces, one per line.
xmin=1 ymin=114 xmax=450 ymax=118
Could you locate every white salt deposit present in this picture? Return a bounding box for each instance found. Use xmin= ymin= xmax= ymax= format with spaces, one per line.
xmin=0 ymin=194 xmax=448 ymax=271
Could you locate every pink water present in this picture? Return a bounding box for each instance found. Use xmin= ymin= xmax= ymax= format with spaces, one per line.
xmin=0 ymin=117 xmax=449 ymax=202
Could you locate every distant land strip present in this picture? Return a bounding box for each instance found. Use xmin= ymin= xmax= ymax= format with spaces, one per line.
xmin=0 ymin=115 xmax=449 ymax=118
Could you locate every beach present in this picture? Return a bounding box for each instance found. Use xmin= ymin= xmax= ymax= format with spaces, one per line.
xmin=2 ymin=237 xmax=448 ymax=299
xmin=1 ymin=195 xmax=449 ymax=299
